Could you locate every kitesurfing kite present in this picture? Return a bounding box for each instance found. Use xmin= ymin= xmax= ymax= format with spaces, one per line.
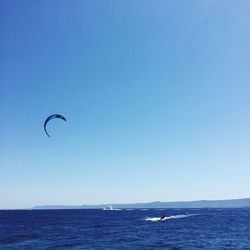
xmin=44 ymin=114 xmax=66 ymax=137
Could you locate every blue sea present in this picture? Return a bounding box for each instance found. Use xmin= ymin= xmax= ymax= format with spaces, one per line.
xmin=0 ymin=208 xmax=249 ymax=249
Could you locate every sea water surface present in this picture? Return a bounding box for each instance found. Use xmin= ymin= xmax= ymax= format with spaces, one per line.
xmin=0 ymin=208 xmax=249 ymax=249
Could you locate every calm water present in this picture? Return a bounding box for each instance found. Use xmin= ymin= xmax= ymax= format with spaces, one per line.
xmin=0 ymin=208 xmax=249 ymax=249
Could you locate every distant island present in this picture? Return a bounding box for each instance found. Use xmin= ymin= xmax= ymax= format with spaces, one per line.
xmin=33 ymin=198 xmax=250 ymax=209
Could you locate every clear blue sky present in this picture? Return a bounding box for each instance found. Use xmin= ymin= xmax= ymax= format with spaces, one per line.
xmin=0 ymin=1 xmax=250 ymax=209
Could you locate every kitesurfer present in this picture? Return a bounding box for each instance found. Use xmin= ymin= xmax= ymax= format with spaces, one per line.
xmin=160 ymin=215 xmax=166 ymax=221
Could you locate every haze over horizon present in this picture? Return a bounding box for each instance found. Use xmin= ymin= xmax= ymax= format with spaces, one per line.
xmin=32 ymin=197 xmax=250 ymax=207
xmin=1 ymin=1 xmax=250 ymax=209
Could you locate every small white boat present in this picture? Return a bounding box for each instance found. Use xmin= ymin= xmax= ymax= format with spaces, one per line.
xmin=103 ymin=205 xmax=113 ymax=210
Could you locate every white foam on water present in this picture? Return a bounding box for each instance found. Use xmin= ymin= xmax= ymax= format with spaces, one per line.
xmin=145 ymin=217 xmax=167 ymax=222
xmin=145 ymin=214 xmax=195 ymax=222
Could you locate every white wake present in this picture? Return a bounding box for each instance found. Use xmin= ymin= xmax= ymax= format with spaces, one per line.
xmin=145 ymin=214 xmax=195 ymax=222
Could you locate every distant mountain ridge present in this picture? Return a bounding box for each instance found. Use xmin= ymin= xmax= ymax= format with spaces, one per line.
xmin=33 ymin=198 xmax=250 ymax=209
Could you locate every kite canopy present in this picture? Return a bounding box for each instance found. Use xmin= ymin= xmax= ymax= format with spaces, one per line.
xmin=44 ymin=114 xmax=66 ymax=137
